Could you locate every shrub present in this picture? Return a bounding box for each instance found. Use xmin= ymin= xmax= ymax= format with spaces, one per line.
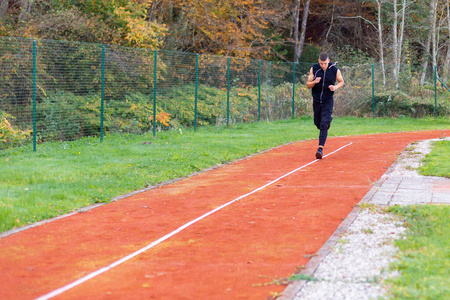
xmin=35 ymin=92 xmax=100 ymax=141
xmin=106 ymin=93 xmax=155 ymax=134
xmin=0 ymin=111 xmax=30 ymax=149
xmin=32 ymin=91 xmax=174 ymax=139
xmin=158 ymin=84 xmax=225 ymax=126
xmin=373 ymin=91 xmax=449 ymax=118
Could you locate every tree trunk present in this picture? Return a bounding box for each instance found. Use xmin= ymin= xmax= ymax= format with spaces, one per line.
xmin=376 ymin=0 xmax=386 ymax=86
xmin=294 ymin=0 xmax=310 ymax=62
xmin=420 ymin=35 xmax=431 ymax=85
xmin=393 ymin=0 xmax=399 ymax=89
xmin=431 ymin=0 xmax=438 ymax=70
xmin=396 ymin=0 xmax=406 ymax=84
xmin=297 ymin=0 xmax=311 ymax=61
xmin=325 ymin=0 xmax=336 ymax=40
xmin=444 ymin=0 xmax=450 ymax=81
xmin=0 ymin=0 xmax=8 ymax=23
xmin=19 ymin=0 xmax=32 ymax=22
xmin=392 ymin=0 xmax=407 ymax=89
xmin=293 ymin=0 xmax=300 ymax=62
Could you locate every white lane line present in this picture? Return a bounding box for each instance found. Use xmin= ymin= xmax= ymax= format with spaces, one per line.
xmin=35 ymin=142 xmax=352 ymax=300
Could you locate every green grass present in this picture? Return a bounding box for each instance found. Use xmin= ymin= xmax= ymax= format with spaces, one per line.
xmin=385 ymin=141 xmax=450 ymax=299
xmin=1 ymin=116 xmax=449 ymax=233
xmin=386 ymin=205 xmax=450 ymax=299
xmin=418 ymin=140 xmax=450 ymax=178
xmin=289 ymin=273 xmax=319 ymax=282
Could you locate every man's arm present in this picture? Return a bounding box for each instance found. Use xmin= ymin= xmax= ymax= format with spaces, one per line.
xmin=306 ymin=67 xmax=320 ymax=89
xmin=329 ymin=69 xmax=344 ymax=91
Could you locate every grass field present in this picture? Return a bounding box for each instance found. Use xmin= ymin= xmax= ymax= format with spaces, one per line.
xmin=418 ymin=140 xmax=450 ymax=178
xmin=1 ymin=116 xmax=449 ymax=233
xmin=387 ymin=204 xmax=450 ymax=300
xmin=385 ymin=140 xmax=450 ymax=299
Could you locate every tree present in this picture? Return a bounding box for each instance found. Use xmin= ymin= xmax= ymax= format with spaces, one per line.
xmin=444 ymin=0 xmax=450 ymax=80
xmin=2 ymin=0 xmax=167 ymax=49
xmin=294 ymin=0 xmax=311 ymax=62
xmin=0 ymin=0 xmax=8 ymax=23
xmin=1 ymin=0 xmax=450 ymax=65
xmin=150 ymin=0 xmax=272 ymax=58
xmin=114 ymin=2 xmax=167 ymax=48
xmin=392 ymin=0 xmax=408 ymax=89
xmin=420 ymin=35 xmax=431 ymax=85
xmin=366 ymin=0 xmax=387 ymax=86
xmin=19 ymin=0 xmax=32 ymax=22
xmin=293 ymin=0 xmax=301 ymax=61
xmin=320 ymin=0 xmax=377 ymax=56
xmin=431 ymin=0 xmax=439 ymax=69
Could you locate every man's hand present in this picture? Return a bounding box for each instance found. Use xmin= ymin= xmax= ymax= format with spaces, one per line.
xmin=306 ymin=67 xmax=321 ymax=89
xmin=329 ymin=70 xmax=345 ymax=91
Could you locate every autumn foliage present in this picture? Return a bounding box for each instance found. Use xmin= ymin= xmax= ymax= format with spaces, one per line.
xmin=0 ymin=111 xmax=30 ymax=148
xmin=1 ymin=0 xmax=449 ymax=69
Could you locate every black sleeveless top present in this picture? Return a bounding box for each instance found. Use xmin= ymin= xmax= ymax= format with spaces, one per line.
xmin=311 ymin=62 xmax=338 ymax=102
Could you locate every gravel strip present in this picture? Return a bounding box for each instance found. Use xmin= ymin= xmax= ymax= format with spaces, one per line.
xmin=281 ymin=137 xmax=449 ymax=300
xmin=292 ymin=209 xmax=405 ymax=300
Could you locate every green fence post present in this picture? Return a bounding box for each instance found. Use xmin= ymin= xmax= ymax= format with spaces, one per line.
xmin=226 ymin=57 xmax=230 ymax=127
xmin=372 ymin=63 xmax=375 ymax=118
xmin=258 ymin=60 xmax=261 ymax=122
xmin=194 ymin=54 xmax=199 ymax=131
xmin=153 ymin=50 xmax=158 ymax=136
xmin=434 ymin=65 xmax=438 ymax=118
xmin=100 ymin=46 xmax=105 ymax=142
xmin=292 ymin=62 xmax=296 ymax=118
xmin=32 ymin=40 xmax=37 ymax=152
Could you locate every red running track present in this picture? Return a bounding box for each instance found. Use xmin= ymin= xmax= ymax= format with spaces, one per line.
xmin=0 ymin=130 xmax=448 ymax=299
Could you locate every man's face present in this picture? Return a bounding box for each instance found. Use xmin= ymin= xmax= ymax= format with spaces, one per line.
xmin=319 ymin=59 xmax=330 ymax=71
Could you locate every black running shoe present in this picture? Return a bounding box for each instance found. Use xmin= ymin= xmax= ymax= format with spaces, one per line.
xmin=316 ymin=147 xmax=323 ymax=159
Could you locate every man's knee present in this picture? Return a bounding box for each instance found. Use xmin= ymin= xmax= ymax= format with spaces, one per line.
xmin=320 ymin=122 xmax=330 ymax=130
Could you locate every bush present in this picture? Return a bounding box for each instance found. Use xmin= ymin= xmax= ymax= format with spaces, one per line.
xmin=373 ymin=91 xmax=449 ymax=118
xmin=0 ymin=111 xmax=30 ymax=149
xmin=32 ymin=91 xmax=177 ymax=140
xmin=106 ymin=93 xmax=154 ymax=134
xmin=35 ymin=92 xmax=100 ymax=141
xmin=334 ymin=45 xmax=373 ymax=64
xmin=158 ymin=84 xmax=225 ymax=127
xmin=21 ymin=8 xmax=119 ymax=44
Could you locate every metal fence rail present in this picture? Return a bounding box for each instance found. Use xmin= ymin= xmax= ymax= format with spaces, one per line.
xmin=0 ymin=37 xmax=448 ymax=151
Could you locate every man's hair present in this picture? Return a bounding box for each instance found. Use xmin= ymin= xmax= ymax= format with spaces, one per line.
xmin=319 ymin=52 xmax=328 ymax=61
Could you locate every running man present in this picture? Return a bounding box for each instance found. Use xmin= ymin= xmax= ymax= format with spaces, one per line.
xmin=306 ymin=52 xmax=344 ymax=159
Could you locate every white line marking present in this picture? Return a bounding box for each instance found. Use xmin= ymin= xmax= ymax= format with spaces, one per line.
xmin=35 ymin=142 xmax=352 ymax=300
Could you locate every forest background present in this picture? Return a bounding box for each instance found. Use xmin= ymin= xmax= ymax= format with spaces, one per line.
xmin=1 ymin=0 xmax=449 ymax=150
xmin=1 ymin=0 xmax=449 ymax=81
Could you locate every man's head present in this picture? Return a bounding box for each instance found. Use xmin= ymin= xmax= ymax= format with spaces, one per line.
xmin=318 ymin=52 xmax=330 ymax=71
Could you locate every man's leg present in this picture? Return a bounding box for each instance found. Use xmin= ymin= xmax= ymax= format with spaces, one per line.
xmin=319 ymin=100 xmax=334 ymax=146
xmin=316 ymin=100 xmax=334 ymax=159
xmin=313 ymin=101 xmax=324 ymax=159
xmin=313 ymin=101 xmax=321 ymax=130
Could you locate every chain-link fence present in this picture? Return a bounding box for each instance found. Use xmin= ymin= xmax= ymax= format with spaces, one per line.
xmin=1 ymin=36 xmax=449 ymax=150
